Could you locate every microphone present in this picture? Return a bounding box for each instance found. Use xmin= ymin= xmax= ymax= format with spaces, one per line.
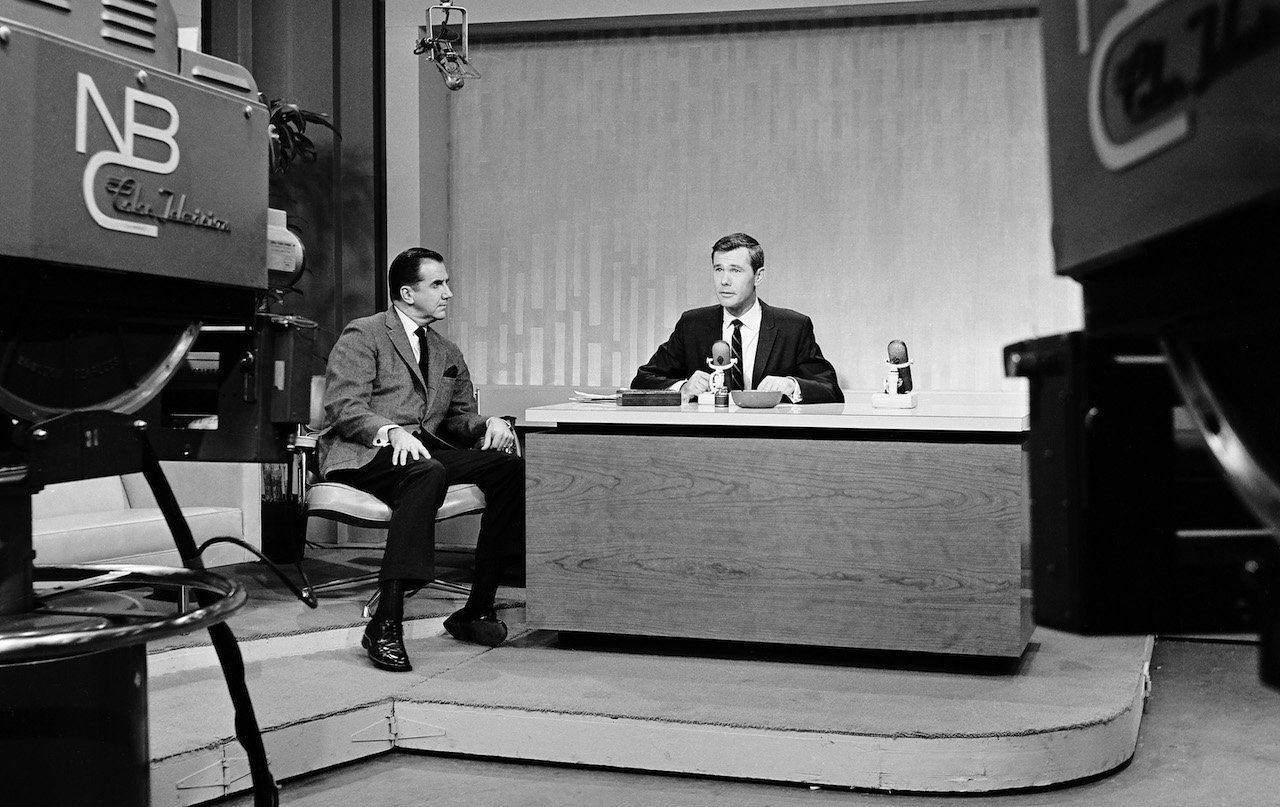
xmin=887 ymin=340 xmax=913 ymax=393
xmin=705 ymin=340 xmax=736 ymax=406
xmin=415 ymin=2 xmax=481 ymax=91
xmin=710 ymin=340 xmax=732 ymax=367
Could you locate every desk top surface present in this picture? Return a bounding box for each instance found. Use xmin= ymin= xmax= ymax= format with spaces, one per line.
xmin=526 ymin=390 xmax=1029 ymax=433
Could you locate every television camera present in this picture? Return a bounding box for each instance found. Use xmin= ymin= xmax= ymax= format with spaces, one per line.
xmin=1006 ymin=0 xmax=1280 ymax=687
xmin=0 ymin=2 xmax=315 ymax=803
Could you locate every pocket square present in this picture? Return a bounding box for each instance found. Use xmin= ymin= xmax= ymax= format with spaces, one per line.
xmin=443 ymin=365 xmax=458 ymax=378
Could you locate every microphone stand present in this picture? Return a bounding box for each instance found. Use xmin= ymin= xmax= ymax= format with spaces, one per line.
xmin=872 ymin=359 xmax=918 ymax=409
xmin=705 ymin=357 xmax=737 ymax=407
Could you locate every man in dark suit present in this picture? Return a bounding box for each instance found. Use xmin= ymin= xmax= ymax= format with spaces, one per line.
xmin=631 ymin=233 xmax=843 ymax=403
xmin=318 ymin=247 xmax=523 ymax=672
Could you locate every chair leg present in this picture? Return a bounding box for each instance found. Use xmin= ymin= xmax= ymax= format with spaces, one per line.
xmin=361 ymin=583 xmax=410 ymax=621
xmin=361 ymin=579 xmax=472 ymax=619
xmin=362 ymin=589 xmax=380 ymax=620
xmin=429 ymin=579 xmax=472 ymax=597
xmin=308 ymin=571 xmax=379 ymax=593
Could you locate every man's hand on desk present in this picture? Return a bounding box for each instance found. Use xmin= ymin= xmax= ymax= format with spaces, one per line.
xmin=681 ymin=371 xmax=713 ymax=398
xmin=757 ymin=375 xmax=801 ymax=401
xmin=388 ymin=427 xmax=430 ymax=466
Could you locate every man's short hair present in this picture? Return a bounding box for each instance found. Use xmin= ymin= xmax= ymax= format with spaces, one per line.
xmin=388 ymin=247 xmax=445 ymax=302
xmin=712 ymin=233 xmax=764 ymax=272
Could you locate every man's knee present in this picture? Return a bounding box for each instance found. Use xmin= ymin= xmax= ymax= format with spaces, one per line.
xmin=398 ymin=456 xmax=447 ymax=495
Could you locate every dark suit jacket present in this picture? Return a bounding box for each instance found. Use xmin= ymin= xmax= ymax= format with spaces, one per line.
xmin=318 ymin=307 xmax=487 ymax=477
xmin=630 ymin=301 xmax=843 ymax=403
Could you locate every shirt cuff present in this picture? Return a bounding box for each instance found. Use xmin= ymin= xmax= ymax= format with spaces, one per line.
xmin=787 ymin=377 xmax=802 ymax=402
xmin=373 ymin=424 xmax=401 ymax=446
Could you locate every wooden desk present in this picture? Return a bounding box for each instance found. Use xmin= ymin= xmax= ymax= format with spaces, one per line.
xmin=524 ymin=392 xmax=1032 ymax=657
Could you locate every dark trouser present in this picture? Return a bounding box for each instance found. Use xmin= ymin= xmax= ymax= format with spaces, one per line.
xmin=326 ymin=445 xmax=524 ymax=608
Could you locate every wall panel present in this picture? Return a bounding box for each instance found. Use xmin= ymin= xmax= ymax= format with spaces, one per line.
xmin=446 ymin=14 xmax=1079 ymax=391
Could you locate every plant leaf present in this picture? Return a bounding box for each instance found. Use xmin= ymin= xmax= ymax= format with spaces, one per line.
xmin=299 ymin=111 xmax=342 ymax=138
xmin=264 ymin=96 xmax=339 ymax=173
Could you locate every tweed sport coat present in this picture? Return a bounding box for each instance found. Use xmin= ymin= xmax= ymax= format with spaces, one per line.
xmin=630 ymin=301 xmax=844 ymax=403
xmin=317 ymin=307 xmax=488 ymax=477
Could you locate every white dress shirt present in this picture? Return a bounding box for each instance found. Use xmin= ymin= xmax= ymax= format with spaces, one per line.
xmin=723 ymin=300 xmax=762 ymax=391
xmin=395 ymin=306 xmax=424 ymax=362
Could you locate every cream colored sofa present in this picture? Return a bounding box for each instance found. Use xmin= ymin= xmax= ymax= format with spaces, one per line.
xmin=31 ymin=462 xmax=262 ymax=569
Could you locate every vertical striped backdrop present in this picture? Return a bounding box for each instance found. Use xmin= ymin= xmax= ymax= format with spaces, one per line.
xmin=442 ymin=14 xmax=1080 ymax=391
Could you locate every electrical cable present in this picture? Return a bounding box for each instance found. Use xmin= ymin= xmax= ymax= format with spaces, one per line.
xmin=138 ymin=433 xmax=280 ymax=807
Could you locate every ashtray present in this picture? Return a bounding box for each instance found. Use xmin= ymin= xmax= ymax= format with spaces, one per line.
xmin=730 ymin=390 xmax=783 ymax=409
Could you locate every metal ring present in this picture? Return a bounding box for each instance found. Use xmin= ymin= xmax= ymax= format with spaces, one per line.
xmin=0 ymin=322 xmax=202 ymax=421
xmin=0 ymin=564 xmax=246 ymax=664
xmin=1162 ymin=337 xmax=1280 ymax=549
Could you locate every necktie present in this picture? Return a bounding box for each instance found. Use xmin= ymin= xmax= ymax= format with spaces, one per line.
xmin=414 ymin=325 xmax=430 ymax=380
xmin=729 ymin=319 xmax=745 ymax=391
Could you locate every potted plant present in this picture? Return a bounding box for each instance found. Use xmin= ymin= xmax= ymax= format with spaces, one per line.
xmin=263 ymin=97 xmax=340 ymax=290
xmin=265 ymin=97 xmax=341 ymax=175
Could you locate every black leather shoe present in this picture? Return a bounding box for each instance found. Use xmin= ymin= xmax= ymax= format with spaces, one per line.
xmin=362 ymin=618 xmax=412 ymax=672
xmin=444 ymin=608 xmax=508 ymax=647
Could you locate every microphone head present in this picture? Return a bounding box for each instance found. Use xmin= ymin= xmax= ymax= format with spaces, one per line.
xmin=710 ymin=340 xmax=732 ymax=366
xmin=887 ymin=340 xmax=909 ymax=363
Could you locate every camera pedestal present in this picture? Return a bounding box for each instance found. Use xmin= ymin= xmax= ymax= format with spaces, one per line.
xmin=871 ymin=391 xmax=918 ymax=409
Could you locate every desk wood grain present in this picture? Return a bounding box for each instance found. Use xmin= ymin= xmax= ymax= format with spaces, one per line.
xmin=526 ymin=431 xmax=1032 ymax=656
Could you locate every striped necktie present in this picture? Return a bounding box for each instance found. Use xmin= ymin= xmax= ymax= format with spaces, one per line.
xmin=729 ymin=319 xmax=745 ymax=391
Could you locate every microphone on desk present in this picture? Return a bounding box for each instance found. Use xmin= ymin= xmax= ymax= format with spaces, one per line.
xmin=887 ymin=340 xmax=913 ymax=393
xmin=710 ymin=340 xmax=732 ymax=368
xmin=705 ymin=340 xmax=736 ymax=405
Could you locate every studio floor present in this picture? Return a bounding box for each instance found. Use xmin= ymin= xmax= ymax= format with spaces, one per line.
xmin=143 ymin=552 xmax=1279 ymax=807
xmin=204 ymin=638 xmax=1277 ymax=807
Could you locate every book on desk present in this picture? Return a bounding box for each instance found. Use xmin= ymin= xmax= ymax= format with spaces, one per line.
xmin=617 ymin=388 xmax=683 ymax=406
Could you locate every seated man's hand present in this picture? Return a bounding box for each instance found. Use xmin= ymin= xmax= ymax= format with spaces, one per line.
xmin=682 ymin=371 xmax=713 ymax=398
xmin=757 ymin=375 xmax=800 ymax=400
xmin=388 ymin=427 xmax=430 ymax=466
xmin=481 ymin=417 xmax=517 ymax=453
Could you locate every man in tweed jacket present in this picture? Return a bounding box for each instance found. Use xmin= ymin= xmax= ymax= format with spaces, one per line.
xmin=319 ymin=247 xmax=523 ymax=672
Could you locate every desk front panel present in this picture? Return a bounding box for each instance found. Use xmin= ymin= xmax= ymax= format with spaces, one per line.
xmin=526 ymin=428 xmax=1032 ymax=657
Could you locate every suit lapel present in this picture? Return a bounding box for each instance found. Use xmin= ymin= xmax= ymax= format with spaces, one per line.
xmin=423 ymin=327 xmax=446 ymax=412
xmin=386 ymin=307 xmax=434 ymax=405
xmin=753 ymin=301 xmax=778 ymax=388
xmin=421 ymin=328 xmax=466 ymax=449
xmin=698 ymin=306 xmax=722 ymax=360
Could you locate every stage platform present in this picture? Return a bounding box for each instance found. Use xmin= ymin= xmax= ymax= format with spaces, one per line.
xmin=146 ymin=560 xmax=1152 ymax=806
